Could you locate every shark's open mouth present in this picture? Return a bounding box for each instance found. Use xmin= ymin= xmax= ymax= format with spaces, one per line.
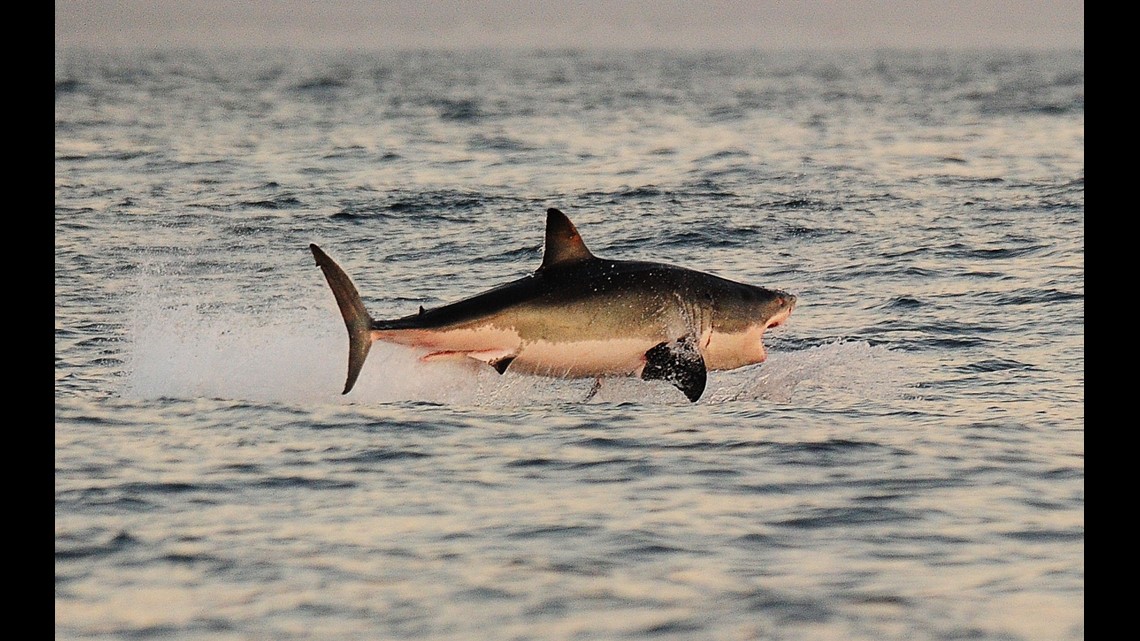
xmin=748 ymin=301 xmax=794 ymax=366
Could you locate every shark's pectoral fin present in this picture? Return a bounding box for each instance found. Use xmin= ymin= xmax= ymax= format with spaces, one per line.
xmin=641 ymin=337 xmax=707 ymax=402
xmin=490 ymin=356 xmax=516 ymax=375
xmin=422 ymin=349 xmax=518 ymax=374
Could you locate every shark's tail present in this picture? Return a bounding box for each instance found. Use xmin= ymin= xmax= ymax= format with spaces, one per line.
xmin=310 ymin=244 xmax=374 ymax=394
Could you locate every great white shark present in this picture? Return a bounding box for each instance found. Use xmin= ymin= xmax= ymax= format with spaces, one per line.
xmin=310 ymin=208 xmax=796 ymax=402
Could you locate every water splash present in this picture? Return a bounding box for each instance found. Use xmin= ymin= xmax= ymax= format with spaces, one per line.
xmin=709 ymin=341 xmax=918 ymax=405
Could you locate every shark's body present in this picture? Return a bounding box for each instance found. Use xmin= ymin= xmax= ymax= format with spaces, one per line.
xmin=311 ymin=208 xmax=796 ymax=402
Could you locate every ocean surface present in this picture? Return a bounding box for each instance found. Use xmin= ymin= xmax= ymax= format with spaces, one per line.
xmin=55 ymin=49 xmax=1083 ymax=640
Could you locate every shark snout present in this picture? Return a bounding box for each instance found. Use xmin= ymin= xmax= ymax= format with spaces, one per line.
xmin=774 ymin=291 xmax=797 ymax=311
xmin=763 ymin=291 xmax=797 ymax=331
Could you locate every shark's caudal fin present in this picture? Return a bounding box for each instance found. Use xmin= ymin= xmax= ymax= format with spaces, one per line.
xmin=310 ymin=244 xmax=374 ymax=394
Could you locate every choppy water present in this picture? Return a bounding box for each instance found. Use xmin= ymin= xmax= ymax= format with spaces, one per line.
xmin=55 ymin=49 xmax=1083 ymax=640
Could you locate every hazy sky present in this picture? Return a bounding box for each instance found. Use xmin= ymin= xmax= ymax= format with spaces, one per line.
xmin=56 ymin=1 xmax=1083 ymax=51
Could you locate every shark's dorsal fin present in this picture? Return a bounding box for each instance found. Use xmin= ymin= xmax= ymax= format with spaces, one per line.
xmin=540 ymin=208 xmax=595 ymax=270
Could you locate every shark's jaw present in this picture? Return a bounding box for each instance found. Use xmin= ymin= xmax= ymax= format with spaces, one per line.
xmin=753 ymin=294 xmax=797 ymax=364
xmin=701 ymin=293 xmax=797 ymax=371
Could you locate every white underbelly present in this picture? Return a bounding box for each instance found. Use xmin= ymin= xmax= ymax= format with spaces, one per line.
xmin=377 ymin=323 xmax=770 ymax=378
xmin=511 ymin=337 xmax=656 ymax=378
xmin=377 ymin=327 xmax=656 ymax=378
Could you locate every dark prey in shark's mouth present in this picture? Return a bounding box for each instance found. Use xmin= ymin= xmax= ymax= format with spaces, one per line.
xmin=311 ymin=208 xmax=796 ymax=402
